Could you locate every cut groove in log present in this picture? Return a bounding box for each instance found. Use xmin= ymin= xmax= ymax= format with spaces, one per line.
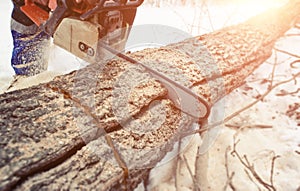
xmin=1 ymin=0 xmax=300 ymax=190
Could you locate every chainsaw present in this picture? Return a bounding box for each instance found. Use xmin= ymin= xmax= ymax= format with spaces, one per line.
xmin=21 ymin=0 xmax=142 ymax=63
xmin=21 ymin=0 xmax=210 ymax=122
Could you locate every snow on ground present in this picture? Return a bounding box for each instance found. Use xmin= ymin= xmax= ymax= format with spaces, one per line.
xmin=144 ymin=39 xmax=300 ymax=190
xmin=144 ymin=36 xmax=300 ymax=190
xmin=1 ymin=1 xmax=299 ymax=190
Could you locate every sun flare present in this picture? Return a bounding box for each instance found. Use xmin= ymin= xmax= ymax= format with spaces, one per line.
xmin=229 ymin=0 xmax=289 ymax=18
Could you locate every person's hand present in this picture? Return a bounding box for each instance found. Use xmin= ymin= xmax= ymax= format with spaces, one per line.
xmin=32 ymin=0 xmax=49 ymax=6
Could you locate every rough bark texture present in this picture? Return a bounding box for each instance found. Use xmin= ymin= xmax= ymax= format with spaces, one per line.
xmin=1 ymin=1 xmax=300 ymax=190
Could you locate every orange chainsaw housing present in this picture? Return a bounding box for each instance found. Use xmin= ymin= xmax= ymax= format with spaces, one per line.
xmin=20 ymin=0 xmax=57 ymax=26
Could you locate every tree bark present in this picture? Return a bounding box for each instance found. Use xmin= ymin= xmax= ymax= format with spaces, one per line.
xmin=1 ymin=1 xmax=300 ymax=190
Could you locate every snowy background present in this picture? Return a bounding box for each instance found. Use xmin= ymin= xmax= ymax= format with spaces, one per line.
xmin=1 ymin=0 xmax=300 ymax=190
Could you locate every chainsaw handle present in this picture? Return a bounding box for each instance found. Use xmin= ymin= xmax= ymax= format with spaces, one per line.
xmin=39 ymin=0 xmax=88 ymax=35
xmin=80 ymin=0 xmax=144 ymax=20
xmin=41 ymin=0 xmax=69 ymax=35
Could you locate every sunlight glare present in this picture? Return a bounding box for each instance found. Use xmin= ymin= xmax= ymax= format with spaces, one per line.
xmin=231 ymin=0 xmax=289 ymax=19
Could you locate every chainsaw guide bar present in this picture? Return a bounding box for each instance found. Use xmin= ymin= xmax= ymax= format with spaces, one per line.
xmin=99 ymin=42 xmax=210 ymax=121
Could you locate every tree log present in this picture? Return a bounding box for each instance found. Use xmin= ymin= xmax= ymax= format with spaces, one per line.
xmin=1 ymin=1 xmax=300 ymax=190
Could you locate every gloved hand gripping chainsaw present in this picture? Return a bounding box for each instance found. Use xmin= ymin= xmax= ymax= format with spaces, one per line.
xmin=21 ymin=0 xmax=210 ymax=122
